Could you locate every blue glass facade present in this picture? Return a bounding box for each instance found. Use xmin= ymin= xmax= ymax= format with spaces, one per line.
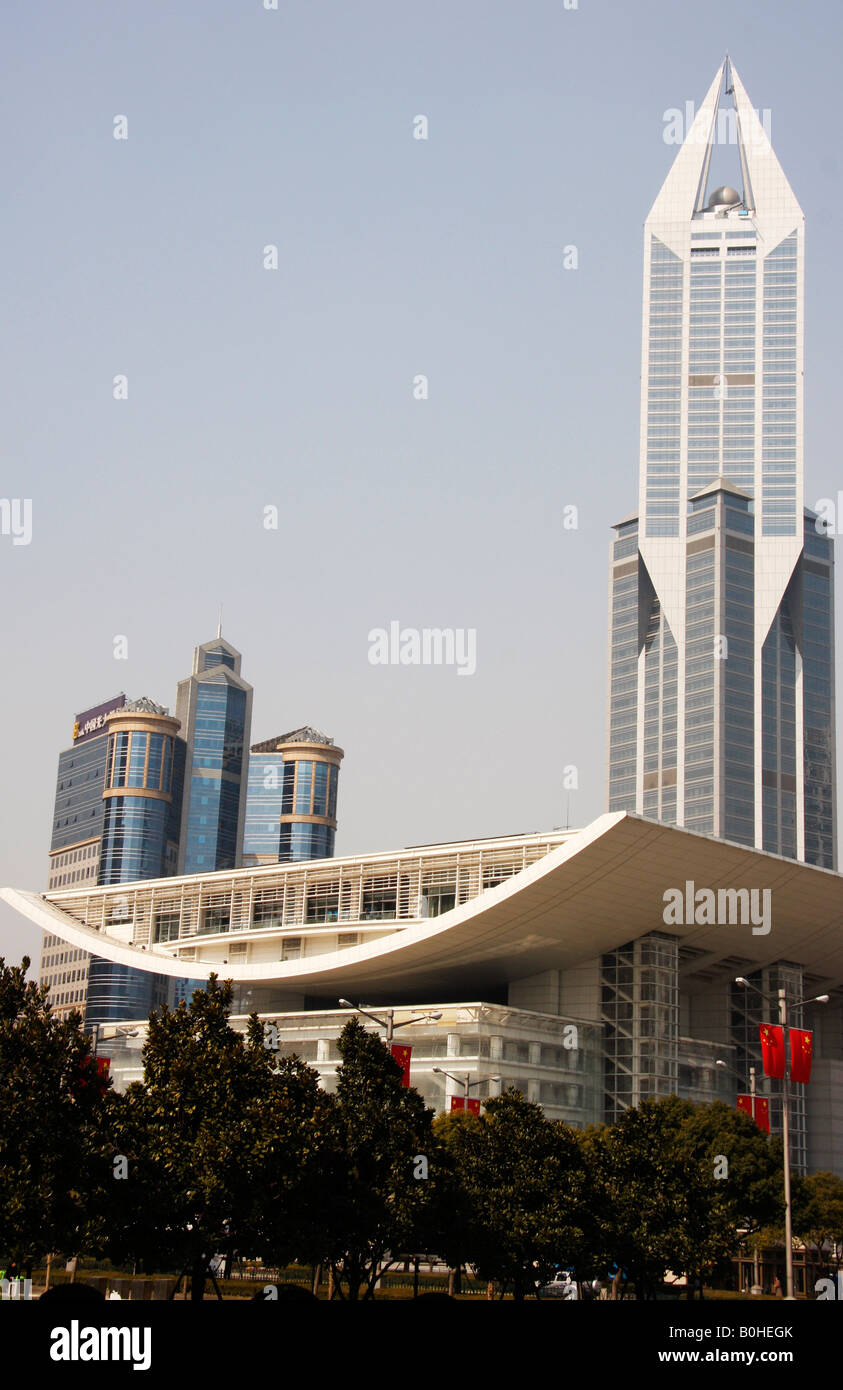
xmin=51 ymin=735 xmax=110 ymax=854
xmin=280 ymin=821 xmax=335 ymax=861
xmin=243 ymin=738 xmax=341 ymax=866
xmin=243 ymin=754 xmax=284 ymax=861
xmin=801 ymin=518 xmax=836 ymax=868
xmin=98 ymin=721 xmax=183 ymax=884
xmin=182 ymin=684 xmax=248 ymax=872
xmin=86 ymin=957 xmax=170 ymax=1025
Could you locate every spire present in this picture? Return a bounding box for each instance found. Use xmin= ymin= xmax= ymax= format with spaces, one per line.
xmin=647 ymin=57 xmax=801 ymax=234
xmin=217 ymin=604 xmax=222 ymax=640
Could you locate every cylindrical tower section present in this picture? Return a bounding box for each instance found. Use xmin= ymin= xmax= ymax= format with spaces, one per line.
xmin=267 ymin=728 xmax=343 ymax=861
xmin=98 ymin=699 xmax=183 ymax=884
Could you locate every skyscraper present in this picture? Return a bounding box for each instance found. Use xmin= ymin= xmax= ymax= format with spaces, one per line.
xmin=243 ymin=727 xmax=343 ymax=867
xmin=608 ymin=57 xmax=836 ymax=868
xmin=41 ymin=694 xmax=187 ymax=1024
xmin=175 ymin=635 xmax=253 ymax=874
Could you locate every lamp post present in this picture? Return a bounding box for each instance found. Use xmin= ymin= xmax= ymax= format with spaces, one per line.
xmin=337 ymin=999 xmax=442 ymax=1043
xmin=734 ymin=977 xmax=828 ymax=1301
xmin=716 ymin=1057 xmax=762 ymax=1295
xmin=433 ymin=1066 xmax=500 ymax=1110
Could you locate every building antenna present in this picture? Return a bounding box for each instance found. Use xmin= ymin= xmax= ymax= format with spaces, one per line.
xmin=217 ymin=604 xmax=222 ymax=640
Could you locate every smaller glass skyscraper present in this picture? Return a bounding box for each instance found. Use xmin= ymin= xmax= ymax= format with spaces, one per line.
xmin=99 ymin=700 xmax=185 ymax=883
xmin=42 ymin=694 xmax=188 ymax=1026
xmin=243 ymin=727 xmax=343 ymax=866
xmin=175 ymin=636 xmax=253 ymax=874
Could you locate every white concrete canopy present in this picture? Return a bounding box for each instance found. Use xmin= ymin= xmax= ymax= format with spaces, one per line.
xmin=4 ymin=813 xmax=843 ymax=1001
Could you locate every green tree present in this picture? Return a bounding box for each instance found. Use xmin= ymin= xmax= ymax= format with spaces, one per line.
xmin=794 ymin=1170 xmax=843 ymax=1279
xmin=441 ymin=1088 xmax=592 ymax=1300
xmin=584 ymin=1096 xmax=783 ymax=1299
xmin=0 ymin=956 xmax=114 ymax=1275
xmin=107 ymin=975 xmax=330 ymax=1299
xmin=670 ymin=1099 xmax=784 ymax=1297
xmin=319 ymin=1018 xmax=446 ymax=1300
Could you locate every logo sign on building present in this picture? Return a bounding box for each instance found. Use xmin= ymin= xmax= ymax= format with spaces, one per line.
xmin=72 ymin=695 xmax=126 ymax=744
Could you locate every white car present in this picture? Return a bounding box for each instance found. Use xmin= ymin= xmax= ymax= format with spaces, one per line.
xmin=540 ymin=1271 xmax=579 ymax=1299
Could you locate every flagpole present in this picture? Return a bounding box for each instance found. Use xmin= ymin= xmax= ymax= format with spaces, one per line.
xmin=736 ymin=976 xmax=828 ymax=1304
xmin=749 ymin=1067 xmax=762 ymax=1296
xmin=779 ymin=988 xmax=795 ymax=1301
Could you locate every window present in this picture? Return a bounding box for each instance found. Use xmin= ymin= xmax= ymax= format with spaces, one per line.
xmin=200 ymin=906 xmax=231 ymax=935
xmin=361 ymin=878 xmax=397 ymax=921
xmin=153 ymin=912 xmax=181 ymax=944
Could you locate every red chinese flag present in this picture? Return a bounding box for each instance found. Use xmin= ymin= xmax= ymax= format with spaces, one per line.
xmin=789 ymin=1029 xmax=813 ymax=1085
xmin=737 ymin=1094 xmax=753 ymax=1118
xmin=390 ymin=1044 xmax=412 ymax=1087
xmin=95 ymin=1057 xmax=111 ymax=1092
xmin=754 ymin=1097 xmax=770 ymax=1133
xmin=759 ymin=1024 xmax=785 ymax=1079
xmin=450 ymin=1096 xmax=480 ymax=1115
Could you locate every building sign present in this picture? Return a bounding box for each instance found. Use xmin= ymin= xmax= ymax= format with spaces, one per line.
xmin=72 ymin=695 xmax=126 ymax=745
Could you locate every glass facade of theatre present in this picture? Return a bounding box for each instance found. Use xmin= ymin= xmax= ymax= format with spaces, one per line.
xmin=182 ymin=684 xmax=247 ymax=872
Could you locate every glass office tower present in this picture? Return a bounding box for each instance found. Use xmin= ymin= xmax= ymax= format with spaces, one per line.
xmin=87 ymin=698 xmax=186 ymax=1025
xmin=175 ymin=635 xmax=253 ymax=874
xmin=98 ymin=700 xmax=185 ymax=883
xmin=42 ymin=694 xmax=187 ymax=1026
xmin=243 ymin=727 xmax=343 ymax=867
xmin=607 ymin=57 xmax=836 ymax=869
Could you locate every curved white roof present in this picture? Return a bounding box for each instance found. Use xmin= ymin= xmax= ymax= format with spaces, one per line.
xmin=4 ymin=813 xmax=843 ymax=1000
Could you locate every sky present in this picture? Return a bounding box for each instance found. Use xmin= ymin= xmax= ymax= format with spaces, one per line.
xmin=2 ymin=0 xmax=843 ymax=966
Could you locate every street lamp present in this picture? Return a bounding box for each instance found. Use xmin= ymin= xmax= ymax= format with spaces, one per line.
xmin=734 ymin=976 xmax=828 ymax=1300
xmin=338 ymin=998 xmax=442 ymax=1043
xmin=433 ymin=1066 xmax=501 ymax=1109
xmin=716 ymin=1057 xmax=762 ymax=1295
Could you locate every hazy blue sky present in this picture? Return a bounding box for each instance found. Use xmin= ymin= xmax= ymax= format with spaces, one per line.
xmin=2 ymin=0 xmax=842 ymax=964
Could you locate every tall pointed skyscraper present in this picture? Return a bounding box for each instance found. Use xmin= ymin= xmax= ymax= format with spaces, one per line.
xmin=608 ymin=58 xmax=836 ymax=868
xmin=176 ymin=635 xmax=253 ymax=874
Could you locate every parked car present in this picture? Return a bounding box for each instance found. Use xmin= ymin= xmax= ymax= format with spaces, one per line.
xmin=540 ymin=1270 xmax=579 ymax=1299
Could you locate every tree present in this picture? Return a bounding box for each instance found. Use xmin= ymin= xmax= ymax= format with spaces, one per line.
xmin=794 ymin=1171 xmax=843 ymax=1279
xmin=0 ymin=956 xmax=115 ymax=1275
xmin=670 ymin=1099 xmax=783 ymax=1297
xmin=318 ymin=1018 xmax=446 ymax=1300
xmin=584 ymin=1096 xmax=783 ymax=1299
xmin=440 ymin=1088 xmax=592 ymax=1300
xmin=107 ymin=975 xmax=330 ymax=1299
